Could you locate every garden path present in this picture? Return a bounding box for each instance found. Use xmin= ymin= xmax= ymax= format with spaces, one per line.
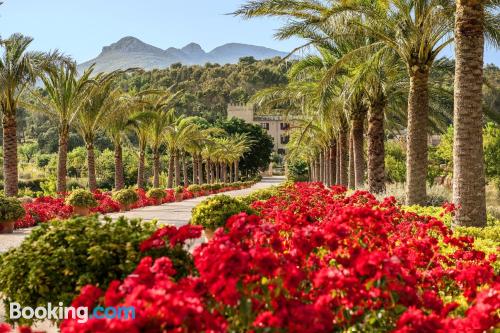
xmin=0 ymin=176 xmax=283 ymax=253
xmin=0 ymin=177 xmax=283 ymax=332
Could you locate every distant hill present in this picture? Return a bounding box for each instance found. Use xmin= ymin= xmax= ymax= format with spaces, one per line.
xmin=78 ymin=36 xmax=291 ymax=72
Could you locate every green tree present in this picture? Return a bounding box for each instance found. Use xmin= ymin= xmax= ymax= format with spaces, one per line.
xmin=0 ymin=34 xmax=64 ymax=196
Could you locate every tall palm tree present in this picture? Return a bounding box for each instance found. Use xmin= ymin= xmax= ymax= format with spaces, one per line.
xmin=104 ymin=90 xmax=132 ymax=190
xmin=27 ymin=64 xmax=94 ymax=194
xmin=452 ymin=0 xmax=499 ymax=226
xmin=75 ymin=71 xmax=122 ymax=191
xmin=0 ymin=33 xmax=64 ymax=196
xmin=164 ymin=115 xmax=199 ymax=187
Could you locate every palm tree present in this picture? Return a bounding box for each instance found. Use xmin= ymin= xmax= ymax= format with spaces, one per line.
xmin=164 ymin=115 xmax=200 ymax=187
xmin=104 ymin=90 xmax=132 ymax=190
xmin=75 ymin=71 xmax=122 ymax=191
xmin=452 ymin=0 xmax=499 ymax=226
xmin=236 ymin=0 xmax=454 ymax=203
xmin=27 ymin=64 xmax=94 ymax=194
xmin=0 ymin=33 xmax=64 ymax=196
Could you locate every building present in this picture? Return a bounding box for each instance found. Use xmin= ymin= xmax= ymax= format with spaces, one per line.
xmin=227 ymin=104 xmax=290 ymax=155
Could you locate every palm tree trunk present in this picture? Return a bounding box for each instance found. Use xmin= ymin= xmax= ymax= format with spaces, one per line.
xmin=215 ymin=162 xmax=220 ymax=182
xmin=211 ymin=162 xmax=216 ymax=183
xmin=198 ymin=155 xmax=204 ymax=184
xmin=336 ymin=137 xmax=341 ymax=184
xmin=229 ymin=163 xmax=233 ymax=183
xmin=167 ymin=151 xmax=174 ymax=188
xmin=205 ymin=159 xmax=211 ymax=184
xmin=352 ymin=114 xmax=365 ymax=188
xmin=330 ymin=140 xmax=337 ymax=185
xmin=314 ymin=156 xmax=320 ymax=182
xmin=192 ymin=155 xmax=198 ymax=185
xmin=154 ymin=148 xmax=161 ymax=188
xmin=174 ymin=150 xmax=181 ymax=187
xmin=339 ymin=124 xmax=349 ymax=186
xmin=234 ymin=160 xmax=239 ymax=181
xmin=2 ymin=113 xmax=18 ymax=197
xmin=406 ymin=69 xmax=430 ymax=205
xmin=137 ymin=146 xmax=145 ymax=189
xmin=56 ymin=125 xmax=69 ymax=195
xmin=452 ymin=1 xmax=486 ymax=227
xmin=319 ymin=150 xmax=324 ymax=184
xmin=114 ymin=143 xmax=125 ymax=190
xmin=367 ymin=101 xmax=386 ymax=194
xmin=86 ymin=143 xmax=97 ymax=192
xmin=324 ymin=148 xmax=330 ymax=186
xmin=348 ymin=133 xmax=355 ymax=189
xmin=182 ymin=154 xmax=189 ymax=187
xmin=223 ymin=163 xmax=228 ymax=183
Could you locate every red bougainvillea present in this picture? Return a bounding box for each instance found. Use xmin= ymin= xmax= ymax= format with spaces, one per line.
xmin=58 ymin=182 xmax=499 ymax=332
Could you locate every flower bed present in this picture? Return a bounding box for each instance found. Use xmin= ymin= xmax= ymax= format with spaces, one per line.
xmin=30 ymin=182 xmax=498 ymax=332
xmin=13 ymin=181 xmax=258 ymax=230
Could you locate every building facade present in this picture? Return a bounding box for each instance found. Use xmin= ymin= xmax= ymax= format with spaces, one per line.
xmin=227 ymin=104 xmax=290 ymax=155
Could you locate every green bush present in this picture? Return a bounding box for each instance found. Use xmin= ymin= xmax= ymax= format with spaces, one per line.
xmin=147 ymin=188 xmax=167 ymax=200
xmin=174 ymin=186 xmax=184 ymax=194
xmin=385 ymin=140 xmax=406 ymax=183
xmin=0 ymin=216 xmax=194 ymax=322
xmin=239 ymin=187 xmax=279 ymax=206
xmin=287 ymin=159 xmax=309 ymax=182
xmin=18 ymin=178 xmax=47 ymax=192
xmin=113 ymin=188 xmax=139 ymax=206
xmin=191 ymin=195 xmax=254 ymax=231
xmin=0 ymin=196 xmax=25 ymax=222
xmin=201 ymin=184 xmax=212 ymax=191
xmin=187 ymin=184 xmax=201 ymax=193
xmin=65 ymin=189 xmax=97 ymax=208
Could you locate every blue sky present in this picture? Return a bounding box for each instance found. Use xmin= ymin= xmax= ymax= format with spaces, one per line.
xmin=1 ymin=0 xmax=499 ymax=65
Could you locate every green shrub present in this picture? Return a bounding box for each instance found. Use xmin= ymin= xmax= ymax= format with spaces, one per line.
xmin=239 ymin=187 xmax=279 ymax=205
xmin=200 ymin=184 xmax=211 ymax=191
xmin=187 ymin=184 xmax=201 ymax=193
xmin=18 ymin=178 xmax=46 ymax=192
xmin=147 ymin=188 xmax=167 ymax=200
xmin=65 ymin=189 xmax=97 ymax=208
xmin=191 ymin=195 xmax=254 ymax=231
xmin=174 ymin=186 xmax=184 ymax=194
xmin=0 ymin=216 xmax=194 ymax=322
xmin=113 ymin=188 xmax=139 ymax=206
xmin=211 ymin=183 xmax=222 ymax=191
xmin=0 ymin=196 xmax=25 ymax=222
xmin=287 ymin=159 xmax=309 ymax=182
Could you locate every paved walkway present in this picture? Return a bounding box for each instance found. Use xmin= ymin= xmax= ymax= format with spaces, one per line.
xmin=0 ymin=177 xmax=283 ymax=254
xmin=0 ymin=177 xmax=283 ymax=332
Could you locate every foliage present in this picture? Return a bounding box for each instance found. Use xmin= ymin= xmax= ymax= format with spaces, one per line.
xmin=286 ymin=158 xmax=309 ymax=182
xmin=187 ymin=184 xmax=201 ymax=193
xmin=65 ymin=189 xmax=97 ymax=208
xmin=191 ymin=194 xmax=254 ymax=230
xmin=112 ymin=188 xmax=139 ymax=206
xmin=146 ymin=188 xmax=167 ymax=200
xmin=174 ymin=186 xmax=184 ymax=194
xmin=385 ymin=140 xmax=406 ymax=183
xmin=238 ymin=186 xmax=279 ymax=206
xmin=0 ymin=216 xmax=197 ymax=324
xmin=216 ymin=117 xmax=274 ymax=174
xmin=0 ymin=196 xmax=25 ymax=222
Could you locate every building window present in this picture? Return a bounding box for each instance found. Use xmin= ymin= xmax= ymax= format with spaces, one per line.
xmin=280 ymin=135 xmax=290 ymax=144
xmin=260 ymin=122 xmax=269 ymax=130
xmin=277 ymin=148 xmax=286 ymax=155
xmin=280 ymin=122 xmax=290 ymax=130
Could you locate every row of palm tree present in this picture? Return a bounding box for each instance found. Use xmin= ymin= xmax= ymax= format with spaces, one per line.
xmin=236 ymin=0 xmax=499 ymax=227
xmin=0 ymin=34 xmax=252 ymax=196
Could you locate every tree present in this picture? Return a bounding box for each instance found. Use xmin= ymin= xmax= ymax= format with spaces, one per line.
xmin=452 ymin=0 xmax=499 ymax=226
xmin=0 ymin=33 xmax=64 ymax=196
xmin=75 ymin=72 xmax=122 ymax=191
xmin=27 ymin=64 xmax=94 ymax=194
xmin=216 ymin=118 xmax=274 ymax=176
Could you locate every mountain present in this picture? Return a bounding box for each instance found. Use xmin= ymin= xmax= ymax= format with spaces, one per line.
xmin=78 ymin=36 xmax=291 ymax=73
